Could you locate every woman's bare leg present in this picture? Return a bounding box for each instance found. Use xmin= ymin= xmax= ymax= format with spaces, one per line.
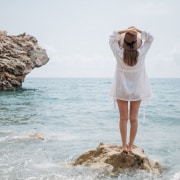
xmin=117 ymin=100 xmax=128 ymax=151
xmin=128 ymin=100 xmax=141 ymax=152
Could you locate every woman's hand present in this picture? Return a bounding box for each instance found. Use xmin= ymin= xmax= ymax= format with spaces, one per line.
xmin=118 ymin=27 xmax=138 ymax=35
xmin=128 ymin=26 xmax=142 ymax=34
xmin=127 ymin=28 xmax=138 ymax=35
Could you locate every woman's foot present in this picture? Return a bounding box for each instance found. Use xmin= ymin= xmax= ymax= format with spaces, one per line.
xmin=121 ymin=146 xmax=128 ymax=153
xmin=127 ymin=144 xmax=133 ymax=153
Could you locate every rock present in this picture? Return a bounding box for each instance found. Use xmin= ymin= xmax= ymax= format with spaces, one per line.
xmin=29 ymin=133 xmax=45 ymax=140
xmin=73 ymin=143 xmax=162 ymax=175
xmin=0 ymin=30 xmax=49 ymax=90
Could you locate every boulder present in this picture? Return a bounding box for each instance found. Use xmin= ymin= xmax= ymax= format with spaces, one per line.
xmin=73 ymin=143 xmax=162 ymax=175
xmin=0 ymin=30 xmax=49 ymax=90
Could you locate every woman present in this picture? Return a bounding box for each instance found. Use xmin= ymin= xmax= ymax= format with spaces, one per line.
xmin=109 ymin=26 xmax=154 ymax=153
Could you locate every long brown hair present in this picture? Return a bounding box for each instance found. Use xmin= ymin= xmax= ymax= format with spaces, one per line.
xmin=123 ymin=49 xmax=139 ymax=66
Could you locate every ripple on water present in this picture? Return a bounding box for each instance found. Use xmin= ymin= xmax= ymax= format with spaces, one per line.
xmin=0 ymin=78 xmax=179 ymax=180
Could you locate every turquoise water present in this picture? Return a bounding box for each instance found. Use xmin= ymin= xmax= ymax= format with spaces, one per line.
xmin=0 ymin=78 xmax=180 ymax=180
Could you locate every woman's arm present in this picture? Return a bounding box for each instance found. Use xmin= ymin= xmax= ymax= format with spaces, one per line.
xmin=109 ymin=27 xmax=138 ymax=60
xmin=117 ymin=28 xmax=138 ymax=35
xmin=127 ymin=26 xmax=142 ymax=34
xmin=109 ymin=31 xmax=123 ymax=60
xmin=135 ymin=27 xmax=142 ymax=34
xmin=127 ymin=26 xmax=154 ymax=54
xmin=139 ymin=30 xmax=154 ymax=54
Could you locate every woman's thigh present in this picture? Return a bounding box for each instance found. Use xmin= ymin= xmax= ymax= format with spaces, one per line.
xmin=117 ymin=100 xmax=128 ymax=119
xmin=130 ymin=100 xmax=141 ymax=119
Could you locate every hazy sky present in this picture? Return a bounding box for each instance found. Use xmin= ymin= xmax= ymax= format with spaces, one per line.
xmin=1 ymin=0 xmax=180 ymax=78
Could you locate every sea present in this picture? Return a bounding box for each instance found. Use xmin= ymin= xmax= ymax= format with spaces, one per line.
xmin=0 ymin=78 xmax=179 ymax=180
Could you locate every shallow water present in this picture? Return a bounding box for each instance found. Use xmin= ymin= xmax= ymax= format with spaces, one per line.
xmin=0 ymin=78 xmax=180 ymax=180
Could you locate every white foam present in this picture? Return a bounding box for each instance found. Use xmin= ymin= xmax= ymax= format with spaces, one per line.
xmin=0 ymin=136 xmax=9 ymax=142
xmin=25 ymin=173 xmax=97 ymax=180
xmin=171 ymin=172 xmax=180 ymax=180
xmin=45 ymin=132 xmax=79 ymax=141
xmin=33 ymin=162 xmax=60 ymax=169
xmin=0 ymin=131 xmax=79 ymax=143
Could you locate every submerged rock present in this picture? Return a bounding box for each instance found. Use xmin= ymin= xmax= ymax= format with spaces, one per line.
xmin=0 ymin=30 xmax=49 ymax=90
xmin=73 ymin=143 xmax=162 ymax=175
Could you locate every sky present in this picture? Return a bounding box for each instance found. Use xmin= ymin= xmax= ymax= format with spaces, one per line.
xmin=0 ymin=0 xmax=180 ymax=78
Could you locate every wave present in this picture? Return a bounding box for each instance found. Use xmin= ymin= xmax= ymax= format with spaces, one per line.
xmin=0 ymin=131 xmax=79 ymax=143
xmin=171 ymin=171 xmax=180 ymax=180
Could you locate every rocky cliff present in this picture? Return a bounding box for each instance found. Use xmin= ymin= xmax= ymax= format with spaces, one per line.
xmin=0 ymin=30 xmax=49 ymax=90
xmin=73 ymin=143 xmax=162 ymax=176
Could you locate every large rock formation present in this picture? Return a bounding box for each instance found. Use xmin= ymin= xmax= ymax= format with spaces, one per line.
xmin=0 ymin=30 xmax=49 ymax=90
xmin=73 ymin=143 xmax=162 ymax=176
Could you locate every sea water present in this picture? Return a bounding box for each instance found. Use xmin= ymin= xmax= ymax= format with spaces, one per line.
xmin=0 ymin=78 xmax=179 ymax=180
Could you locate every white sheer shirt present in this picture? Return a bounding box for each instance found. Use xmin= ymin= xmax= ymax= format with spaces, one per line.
xmin=109 ymin=31 xmax=154 ymax=102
